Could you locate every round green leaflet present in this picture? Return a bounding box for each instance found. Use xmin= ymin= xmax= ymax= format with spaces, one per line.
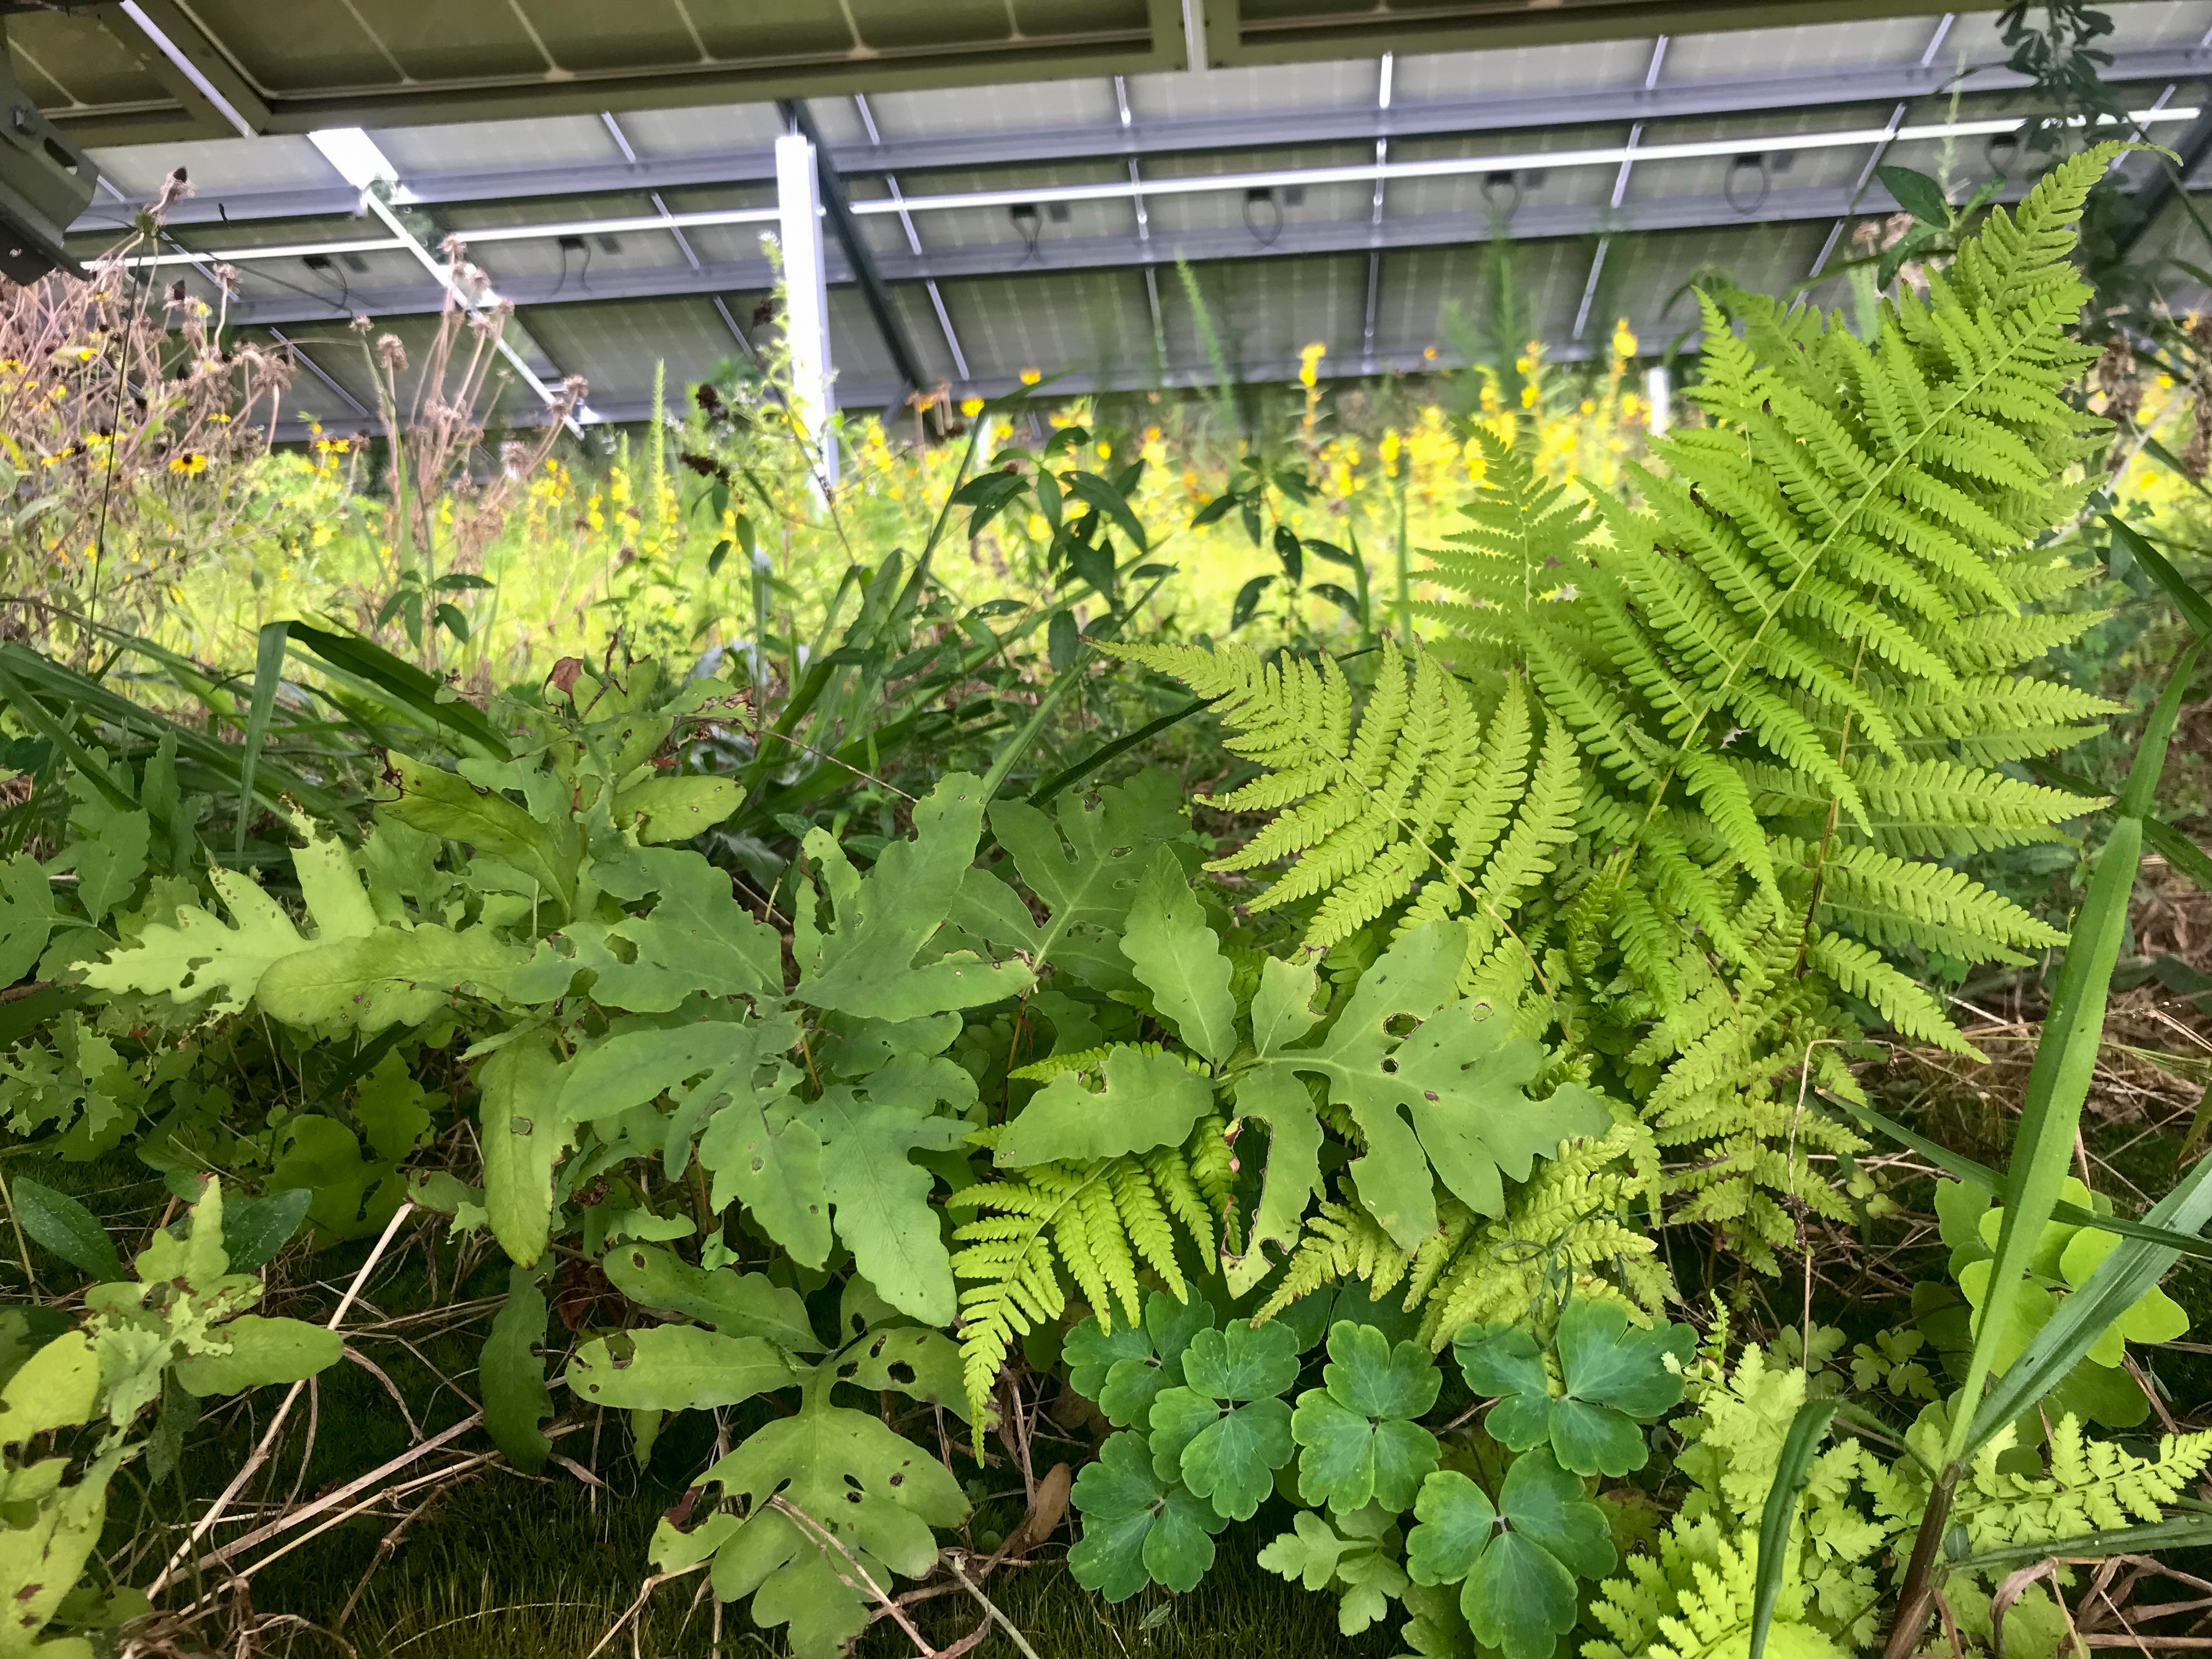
xmin=1064 ymin=1291 xmax=1215 ymax=1430
xmin=1290 ymin=1320 xmax=1441 ymax=1513
xmin=1454 ymin=1297 xmax=1694 ymax=1476
xmin=1406 ymin=1452 xmax=1616 ymax=1659
xmin=1146 ymin=1319 xmax=1300 ymax=1520
xmin=1068 ymin=1431 xmax=1230 ymax=1599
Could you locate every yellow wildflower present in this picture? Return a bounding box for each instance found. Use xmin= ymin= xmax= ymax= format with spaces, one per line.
xmin=960 ymin=396 xmax=985 ymax=417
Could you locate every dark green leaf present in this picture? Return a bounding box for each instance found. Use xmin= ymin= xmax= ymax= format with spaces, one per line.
xmin=1230 ymin=575 xmax=1273 ymax=632
xmin=1189 ymin=494 xmax=1236 ymax=529
xmin=1875 ymin=163 xmax=1952 ymax=226
xmin=1068 ymin=1431 xmax=1228 ymax=1600
xmin=222 ymin=1189 xmax=313 ymax=1273
xmin=482 ymin=1266 xmax=553 ymax=1474
xmin=1312 ymin=582 xmax=1363 ymax=621
xmin=1749 ymin=1399 xmax=1838 ymax=1659
xmin=234 ymin=620 xmax=289 ymax=859
xmin=12 ymin=1179 xmax=122 ymax=1282
xmin=707 ymin=538 xmax=733 ymax=575
xmin=2102 ymin=514 xmax=2212 ymax=640
xmin=1273 ymin=523 xmax=1304 ymax=583
xmin=1048 ymin=608 xmax=1079 ymax=673
xmin=430 ymin=573 xmax=494 ymax=592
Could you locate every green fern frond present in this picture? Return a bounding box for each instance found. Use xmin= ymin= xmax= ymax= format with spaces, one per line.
xmin=946 ymin=1122 xmax=1222 ymax=1425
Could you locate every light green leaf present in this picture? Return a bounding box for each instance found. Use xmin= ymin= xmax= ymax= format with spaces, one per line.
xmin=566 ymin=1325 xmax=797 ymax=1410
xmin=993 ymin=1045 xmax=1214 ymax=1167
xmin=59 ymin=770 xmax=149 ymax=924
xmin=798 ymin=774 xmax=1034 ymax=1019
xmin=83 ymin=867 xmax=306 ymax=1015
xmin=477 ymin=1033 xmax=568 ymax=1268
xmin=174 ymin=1316 xmax=343 ymax=1397
xmin=1224 ymin=1063 xmax=1328 ymax=1295
xmin=951 ymin=770 xmax=1186 ymax=986
xmin=600 ymin=1243 xmax=825 ymax=1352
xmin=1119 ymin=847 xmax=1237 ymax=1064
xmin=698 ymin=1092 xmax=830 ymax=1268
xmin=0 ymin=1331 xmax=98 ymax=1444
xmin=288 ymin=819 xmax=378 ymax=941
xmin=799 ymin=1057 xmax=972 ymax=1323
xmin=613 ymin=775 xmax=742 ymax=843
xmin=481 ymin=1266 xmax=552 ymax=1472
xmin=571 ymin=850 xmax=783 ymax=1013
xmin=831 ymin=1325 xmax=974 ymax=1420
xmin=257 ymin=924 xmax=526 ymax=1035
xmin=686 ymin=1391 xmax=968 ymax=1657
xmin=380 ymin=752 xmax=578 ymax=911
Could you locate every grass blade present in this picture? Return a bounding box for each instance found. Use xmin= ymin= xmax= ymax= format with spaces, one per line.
xmin=1954 ymin=1511 xmax=2212 ymax=1572
xmin=2103 ymin=512 xmax=2212 ymax=640
xmin=1967 ymin=1150 xmax=2212 ymax=1448
xmin=286 ymin=620 xmax=511 ymax=760
xmin=1949 ymin=641 xmax=2201 ymax=1466
xmin=1748 ymin=1398 xmax=1838 ymax=1659
xmin=235 ymin=620 xmax=290 ymax=858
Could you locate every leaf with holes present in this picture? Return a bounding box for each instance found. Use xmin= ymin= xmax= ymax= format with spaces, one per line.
xmin=565 ymin=1325 xmax=798 ymax=1410
xmin=673 ymin=1389 xmax=969 ymax=1659
xmin=992 ymin=1043 xmax=1214 ymax=1167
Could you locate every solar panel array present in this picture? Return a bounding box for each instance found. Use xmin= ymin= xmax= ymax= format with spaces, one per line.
xmin=20 ymin=1 xmax=2212 ymax=434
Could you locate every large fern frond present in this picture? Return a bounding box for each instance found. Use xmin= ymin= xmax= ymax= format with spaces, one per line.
xmin=946 ymin=1118 xmax=1223 ymax=1424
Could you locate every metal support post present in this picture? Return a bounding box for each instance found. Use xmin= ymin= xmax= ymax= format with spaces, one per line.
xmin=774 ymin=128 xmax=839 ymax=489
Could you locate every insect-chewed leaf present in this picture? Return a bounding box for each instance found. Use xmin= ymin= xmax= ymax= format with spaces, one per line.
xmin=612 ymin=775 xmax=741 ymax=843
xmin=1119 ymin=846 xmax=1237 ymax=1064
xmin=173 ymin=1316 xmax=343 ymax=1397
xmin=797 ymin=1056 xmax=975 ymax=1324
xmin=798 ymin=773 xmax=1034 ymax=1019
xmin=831 ymin=1324 xmax=974 ymax=1420
xmin=83 ymin=866 xmax=307 ymax=1015
xmin=257 ymin=924 xmax=526 ymax=1035
xmin=480 ymin=1266 xmax=553 ymax=1472
xmin=994 ymin=1044 xmax=1214 ymax=1167
xmin=677 ymin=1397 xmax=968 ymax=1658
xmin=599 ymin=1243 xmax=825 ymax=1352
xmin=561 ymin=849 xmax=784 ymax=1013
xmin=475 ymin=1032 xmax=570 ymax=1268
xmin=565 ymin=1325 xmax=797 ymax=1410
xmin=1068 ymin=1430 xmax=1229 ymax=1600
xmin=379 ymin=752 xmax=579 ymax=911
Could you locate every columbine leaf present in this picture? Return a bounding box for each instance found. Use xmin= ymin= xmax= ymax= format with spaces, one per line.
xmin=1119 ymin=847 xmax=1237 ymax=1064
xmin=1408 ymin=1453 xmax=1614 ymax=1659
xmin=1291 ymin=1321 xmax=1441 ymax=1513
xmin=1257 ymin=1506 xmax=1409 ymax=1637
xmin=1067 ymin=1293 xmax=1215 ymax=1429
xmin=992 ymin=1044 xmax=1214 ymax=1167
xmin=1146 ymin=1321 xmax=1301 ymax=1520
xmin=1456 ymin=1299 xmax=1692 ymax=1476
xmin=1068 ymin=1430 xmax=1229 ymax=1600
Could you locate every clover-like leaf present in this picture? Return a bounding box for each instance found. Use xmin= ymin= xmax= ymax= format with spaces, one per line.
xmin=1406 ymin=1452 xmax=1616 ymax=1659
xmin=1291 ymin=1321 xmax=1441 ymax=1514
xmin=1146 ymin=1320 xmax=1300 ymax=1520
xmin=2059 ymin=1227 xmax=2191 ymax=1365
xmin=1065 ymin=1293 xmax=1215 ymax=1429
xmin=1454 ymin=1298 xmax=1692 ymax=1476
xmin=1068 ymin=1431 xmax=1229 ymax=1600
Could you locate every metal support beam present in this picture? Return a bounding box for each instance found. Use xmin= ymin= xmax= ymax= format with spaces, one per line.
xmin=80 ymin=44 xmax=2212 ymax=236
xmin=855 ymin=93 xmax=969 ymax=384
xmin=209 ymin=167 xmax=2212 ymax=330
xmin=2114 ymin=101 xmax=2212 ymax=257
xmin=779 ymin=99 xmax=934 ymax=410
xmin=773 ymin=128 xmax=838 ymax=487
xmin=115 ymin=0 xmax=268 ymax=137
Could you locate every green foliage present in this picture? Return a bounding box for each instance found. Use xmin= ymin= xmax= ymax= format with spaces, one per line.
xmin=948 ymin=1121 xmax=1227 ymax=1426
xmin=1455 ymin=1296 xmax=1695 ymax=1476
xmin=1068 ymin=1431 xmax=1231 ymax=1600
xmin=1148 ymin=1320 xmax=1302 ymax=1520
xmin=1256 ymin=1505 xmax=1410 ymax=1637
xmin=1290 ymin=1321 xmax=1441 ymax=1514
xmin=1064 ymin=1292 xmax=1215 ymax=1430
xmin=1406 ymin=1454 xmax=1615 ymax=1659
